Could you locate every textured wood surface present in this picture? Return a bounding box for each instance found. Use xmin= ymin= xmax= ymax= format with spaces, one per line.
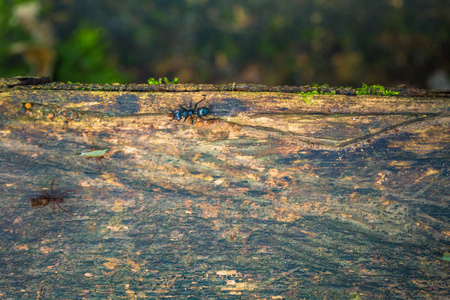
xmin=0 ymin=77 xmax=449 ymax=299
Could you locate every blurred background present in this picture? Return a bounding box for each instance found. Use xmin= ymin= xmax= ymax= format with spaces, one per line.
xmin=1 ymin=0 xmax=449 ymax=88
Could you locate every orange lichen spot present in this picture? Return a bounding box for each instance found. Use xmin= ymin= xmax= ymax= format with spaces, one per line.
xmin=127 ymin=259 xmax=141 ymax=272
xmin=185 ymin=199 xmax=194 ymax=209
xmin=103 ymin=258 xmax=120 ymax=270
xmin=24 ymin=103 xmax=32 ymax=109
xmin=14 ymin=244 xmax=29 ymax=251
xmin=106 ymin=225 xmax=129 ymax=231
xmin=221 ymin=281 xmax=257 ymax=291
xmin=414 ymin=168 xmax=440 ymax=183
xmin=274 ymin=206 xmax=302 ymax=222
xmin=193 ymin=173 xmax=214 ymax=181
xmin=299 ymin=229 xmax=316 ymax=238
xmin=125 ymin=290 xmax=136 ymax=298
xmin=197 ymin=202 xmax=220 ymax=219
xmin=40 ymin=246 xmax=53 ymax=254
xmin=112 ymin=199 xmax=125 ymax=212
xmin=350 ymin=192 xmax=359 ymax=202
xmin=216 ymin=270 xmax=241 ymax=277
xmin=226 ymin=279 xmax=236 ymax=285
xmin=102 ymin=173 xmax=124 ymax=187
xmin=415 ymin=221 xmax=431 ymax=230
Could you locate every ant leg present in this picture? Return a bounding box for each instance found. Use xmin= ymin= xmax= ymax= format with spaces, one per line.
xmin=56 ymin=203 xmax=73 ymax=216
xmin=51 ymin=178 xmax=55 ymax=193
xmin=179 ymin=105 xmax=187 ymax=110
xmin=190 ymin=115 xmax=194 ymax=125
xmin=60 ymin=189 xmax=76 ymax=197
xmin=193 ymin=98 xmax=205 ymax=109
xmin=97 ymin=157 xmax=105 ymax=174
xmin=96 ymin=159 xmax=101 ymax=175
xmin=183 ymin=115 xmax=189 ymax=122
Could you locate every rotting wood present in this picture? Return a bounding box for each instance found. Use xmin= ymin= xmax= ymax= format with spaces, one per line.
xmin=0 ymin=77 xmax=448 ymax=299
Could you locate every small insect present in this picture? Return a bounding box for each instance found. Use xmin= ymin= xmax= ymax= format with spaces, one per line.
xmin=30 ymin=178 xmax=74 ymax=216
xmin=76 ymin=144 xmax=109 ymax=174
xmin=173 ymin=95 xmax=209 ymax=124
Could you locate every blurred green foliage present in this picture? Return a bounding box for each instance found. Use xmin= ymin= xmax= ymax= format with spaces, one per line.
xmin=1 ymin=0 xmax=449 ymax=87
xmin=1 ymin=0 xmax=129 ymax=83
xmin=55 ymin=24 xmax=129 ymax=83
xmin=0 ymin=0 xmax=30 ymax=77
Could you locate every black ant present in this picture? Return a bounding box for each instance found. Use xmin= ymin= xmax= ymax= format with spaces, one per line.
xmin=173 ymin=95 xmax=209 ymax=125
xmin=30 ymin=178 xmax=74 ymax=216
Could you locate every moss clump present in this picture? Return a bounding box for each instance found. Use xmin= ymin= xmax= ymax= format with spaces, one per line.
xmin=148 ymin=77 xmax=178 ymax=85
xmin=356 ymin=83 xmax=399 ymax=96
xmin=295 ymin=83 xmax=336 ymax=103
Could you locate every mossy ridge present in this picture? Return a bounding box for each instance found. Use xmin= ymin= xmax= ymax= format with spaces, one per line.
xmin=294 ymin=83 xmax=337 ymax=103
xmin=293 ymin=83 xmax=400 ymax=102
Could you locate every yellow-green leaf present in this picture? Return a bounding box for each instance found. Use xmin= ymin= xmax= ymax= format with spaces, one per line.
xmin=76 ymin=149 xmax=109 ymax=157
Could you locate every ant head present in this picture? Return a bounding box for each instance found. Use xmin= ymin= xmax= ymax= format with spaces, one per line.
xmin=173 ymin=110 xmax=182 ymax=120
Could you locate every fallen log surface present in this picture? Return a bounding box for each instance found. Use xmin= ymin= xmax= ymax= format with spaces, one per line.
xmin=0 ymin=77 xmax=449 ymax=299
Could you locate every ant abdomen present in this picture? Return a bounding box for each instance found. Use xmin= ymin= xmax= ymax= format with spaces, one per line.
xmin=197 ymin=107 xmax=209 ymax=117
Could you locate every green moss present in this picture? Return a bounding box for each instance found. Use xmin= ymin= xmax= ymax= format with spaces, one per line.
xmin=148 ymin=77 xmax=179 ymax=85
xmin=356 ymin=83 xmax=399 ymax=96
xmin=295 ymin=83 xmax=336 ymax=103
xmin=350 ymin=293 xmax=364 ymax=299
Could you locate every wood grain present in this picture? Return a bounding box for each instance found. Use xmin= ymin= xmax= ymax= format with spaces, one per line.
xmin=0 ymin=78 xmax=448 ymax=299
